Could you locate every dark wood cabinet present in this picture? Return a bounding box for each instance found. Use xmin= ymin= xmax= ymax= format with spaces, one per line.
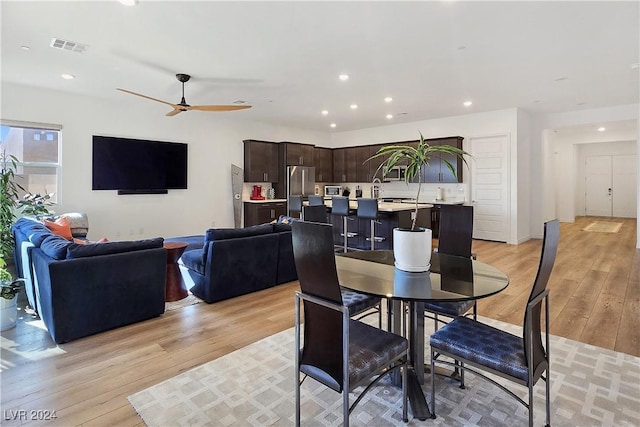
xmin=355 ymin=146 xmax=372 ymax=182
xmin=244 ymin=201 xmax=286 ymax=227
xmin=333 ymin=148 xmax=346 ymax=182
xmin=422 ymin=136 xmax=464 ymax=183
xmin=243 ymin=140 xmax=279 ymax=182
xmin=314 ymin=147 xmax=333 ymax=182
xmin=282 ymin=142 xmax=314 ymax=166
xmin=333 ymin=146 xmax=373 ymax=183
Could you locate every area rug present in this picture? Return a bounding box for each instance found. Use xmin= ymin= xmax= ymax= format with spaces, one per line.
xmin=165 ymin=293 xmax=201 ymax=312
xmin=583 ymin=221 xmax=623 ymax=233
xmin=128 ymin=317 xmax=640 ymax=426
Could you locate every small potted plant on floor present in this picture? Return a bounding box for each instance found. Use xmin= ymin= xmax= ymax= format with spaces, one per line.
xmin=0 ymin=259 xmax=21 ymax=331
xmin=367 ymin=132 xmax=470 ymax=271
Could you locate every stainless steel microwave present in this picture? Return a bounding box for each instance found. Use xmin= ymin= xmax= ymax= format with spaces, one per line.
xmin=324 ymin=185 xmax=343 ymax=197
xmin=384 ymin=166 xmax=407 ymax=181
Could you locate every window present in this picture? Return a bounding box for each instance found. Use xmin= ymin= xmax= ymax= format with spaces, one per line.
xmin=0 ymin=122 xmax=61 ymax=203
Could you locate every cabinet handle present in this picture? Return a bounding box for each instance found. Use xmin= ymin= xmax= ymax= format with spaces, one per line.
xmin=271 ymin=209 xmax=275 ymax=218
xmin=263 ymin=172 xmax=268 ymax=181
xmin=343 ymin=174 xmax=346 ymax=182
xmin=300 ymin=156 xmax=303 ymax=164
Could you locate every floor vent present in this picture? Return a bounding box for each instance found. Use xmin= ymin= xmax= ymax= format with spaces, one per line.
xmin=50 ymin=38 xmax=88 ymax=54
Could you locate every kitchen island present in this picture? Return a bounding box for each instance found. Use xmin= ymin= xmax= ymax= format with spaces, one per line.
xmin=317 ymin=199 xmax=434 ymax=250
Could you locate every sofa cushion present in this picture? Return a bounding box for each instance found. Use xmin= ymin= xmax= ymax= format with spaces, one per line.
xmin=66 ymin=237 xmax=164 ymax=259
xmin=272 ymin=223 xmax=292 ymax=233
xmin=40 ymin=235 xmax=74 ymax=260
xmin=205 ymin=223 xmax=274 ymax=242
xmin=13 ymin=218 xmax=52 ymax=246
xmin=181 ymin=249 xmax=205 ymax=275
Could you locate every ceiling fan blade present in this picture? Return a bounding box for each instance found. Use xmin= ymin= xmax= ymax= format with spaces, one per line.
xmin=116 ymin=88 xmax=175 ymax=107
xmin=166 ymin=108 xmax=185 ymax=117
xmin=188 ymin=105 xmax=252 ymax=112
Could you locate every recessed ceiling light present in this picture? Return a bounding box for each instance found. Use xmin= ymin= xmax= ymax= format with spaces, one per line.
xmin=597 ymin=127 xmax=606 ymax=132
xmin=118 ymin=0 xmax=138 ymax=5
xmin=61 ymin=74 xmax=75 ymax=80
xmin=20 ymin=45 xmax=31 ymax=51
xmin=631 ymin=63 xmax=640 ymax=69
xmin=463 ymin=101 xmax=472 ymax=107
xmin=350 ymin=104 xmax=358 ymax=110
xmin=321 ymin=110 xmax=329 ymax=115
xmin=386 ymin=114 xmax=393 ymax=119
xmin=338 ymin=74 xmax=350 ymax=81
xmin=384 ymin=97 xmax=393 ymax=103
xmin=330 ymin=123 xmax=337 ymax=128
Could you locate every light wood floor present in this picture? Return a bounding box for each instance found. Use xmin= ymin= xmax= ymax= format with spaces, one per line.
xmin=0 ymin=216 xmax=638 ymax=426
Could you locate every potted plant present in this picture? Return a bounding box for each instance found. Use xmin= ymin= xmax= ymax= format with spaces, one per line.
xmin=367 ymin=132 xmax=470 ymax=271
xmin=0 ymin=258 xmax=21 ymax=330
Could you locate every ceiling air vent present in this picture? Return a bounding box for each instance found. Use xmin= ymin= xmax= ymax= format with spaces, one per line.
xmin=50 ymin=38 xmax=88 ymax=54
xmin=232 ymin=100 xmax=248 ymax=104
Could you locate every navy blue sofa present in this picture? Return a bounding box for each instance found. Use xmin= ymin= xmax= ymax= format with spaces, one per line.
xmin=12 ymin=218 xmax=167 ymax=344
xmin=165 ymin=222 xmax=297 ymax=304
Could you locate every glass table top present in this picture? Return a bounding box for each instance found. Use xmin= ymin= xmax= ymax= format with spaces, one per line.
xmin=335 ymin=250 xmax=509 ymax=302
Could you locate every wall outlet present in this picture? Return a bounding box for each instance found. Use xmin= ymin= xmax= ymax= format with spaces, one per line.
xmin=139 ymin=227 xmax=144 ymax=235
xmin=211 ymin=221 xmax=216 ymax=227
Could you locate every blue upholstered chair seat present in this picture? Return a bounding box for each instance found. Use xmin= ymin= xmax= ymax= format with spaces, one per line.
xmin=181 ymin=249 xmax=205 ymax=275
xmin=340 ymin=287 xmax=381 ymax=317
xmin=424 ymin=300 xmax=475 ymax=317
xmin=430 ymin=316 xmax=529 ymax=382
xmin=301 ymin=319 xmax=408 ymax=392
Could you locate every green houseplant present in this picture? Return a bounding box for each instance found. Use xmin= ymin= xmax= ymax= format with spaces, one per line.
xmin=0 ymin=149 xmax=23 ymax=263
xmin=367 ymin=133 xmax=470 ymax=271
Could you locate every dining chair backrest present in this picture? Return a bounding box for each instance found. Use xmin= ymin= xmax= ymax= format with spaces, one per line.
xmin=437 ymin=204 xmax=473 ymax=258
xmin=308 ymin=195 xmax=325 ymax=206
xmin=331 ymin=196 xmax=350 ymax=217
xmin=302 ymin=205 xmax=328 ymax=223
xmin=524 ymin=219 xmax=559 ymax=377
xmin=292 ymin=221 xmax=345 ymax=387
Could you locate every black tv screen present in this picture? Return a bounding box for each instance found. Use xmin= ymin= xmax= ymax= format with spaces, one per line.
xmin=92 ymin=135 xmax=187 ymax=193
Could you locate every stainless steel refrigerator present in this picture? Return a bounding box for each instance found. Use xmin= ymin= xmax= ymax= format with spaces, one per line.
xmin=286 ymin=166 xmax=315 ymax=215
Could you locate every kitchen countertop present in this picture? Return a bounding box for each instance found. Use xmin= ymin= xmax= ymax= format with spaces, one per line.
xmin=243 ymin=199 xmax=287 ymax=203
xmin=317 ymin=199 xmax=433 ymax=212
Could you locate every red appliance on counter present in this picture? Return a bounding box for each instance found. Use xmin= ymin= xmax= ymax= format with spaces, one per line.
xmin=250 ymin=185 xmax=265 ymax=200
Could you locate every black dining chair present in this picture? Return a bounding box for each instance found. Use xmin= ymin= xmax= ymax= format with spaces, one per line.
xmin=302 ymin=204 xmax=328 ymax=223
xmin=292 ymin=221 xmax=408 ymax=426
xmin=429 ymin=219 xmax=559 ymax=427
xmin=424 ymin=204 xmax=477 ymax=330
xmin=289 ymin=195 xmax=303 ymax=219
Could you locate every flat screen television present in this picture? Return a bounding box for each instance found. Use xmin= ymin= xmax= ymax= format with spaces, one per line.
xmin=92 ymin=135 xmax=187 ymax=194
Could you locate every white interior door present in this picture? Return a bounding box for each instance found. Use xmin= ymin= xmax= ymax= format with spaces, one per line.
xmin=612 ymin=155 xmax=637 ymax=218
xmin=585 ymin=156 xmax=612 ymax=216
xmin=585 ymin=155 xmax=637 ymax=218
xmin=470 ymin=134 xmax=509 ymax=242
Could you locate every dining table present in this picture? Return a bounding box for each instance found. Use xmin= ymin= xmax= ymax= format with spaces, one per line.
xmin=335 ymin=250 xmax=509 ymax=420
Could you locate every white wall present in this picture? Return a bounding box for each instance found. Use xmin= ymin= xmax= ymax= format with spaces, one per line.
xmin=1 ymin=83 xmax=330 ymax=240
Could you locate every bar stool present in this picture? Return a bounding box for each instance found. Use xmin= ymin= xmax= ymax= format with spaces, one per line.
xmin=331 ymin=196 xmax=357 ymax=253
xmin=289 ymin=195 xmax=303 ymax=219
xmin=308 ymin=195 xmax=324 ymax=206
xmin=357 ymin=198 xmax=385 ymax=250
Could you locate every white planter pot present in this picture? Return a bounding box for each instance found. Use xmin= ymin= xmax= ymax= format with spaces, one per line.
xmin=0 ymin=297 xmax=18 ymax=331
xmin=393 ymin=227 xmax=432 ymax=272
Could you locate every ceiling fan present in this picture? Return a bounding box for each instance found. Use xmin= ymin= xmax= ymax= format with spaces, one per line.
xmin=117 ymin=73 xmax=251 ymax=117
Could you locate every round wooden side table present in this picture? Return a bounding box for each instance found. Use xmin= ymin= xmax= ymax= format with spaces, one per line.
xmin=164 ymin=242 xmax=188 ymax=302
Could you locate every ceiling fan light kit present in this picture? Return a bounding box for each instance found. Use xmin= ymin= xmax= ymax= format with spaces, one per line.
xmin=117 ymin=73 xmax=251 ymax=116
